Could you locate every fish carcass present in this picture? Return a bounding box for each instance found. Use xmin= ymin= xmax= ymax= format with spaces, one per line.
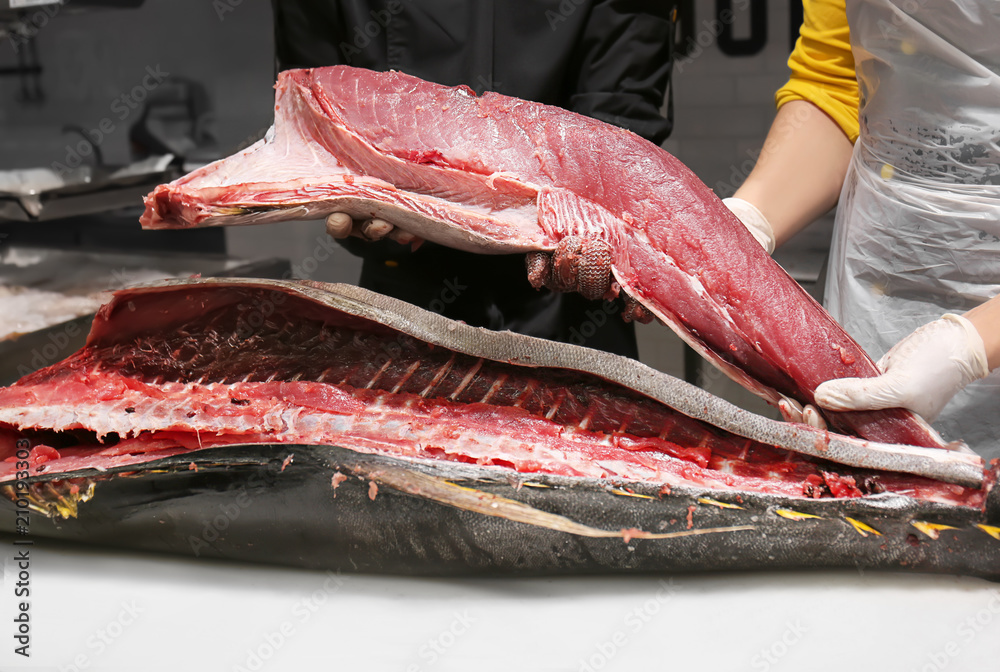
xmin=0 ymin=279 xmax=996 ymax=579
xmin=141 ymin=66 xmax=947 ymax=450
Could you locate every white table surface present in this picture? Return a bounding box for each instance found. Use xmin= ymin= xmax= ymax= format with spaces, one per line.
xmin=1 ymin=533 xmax=998 ymax=672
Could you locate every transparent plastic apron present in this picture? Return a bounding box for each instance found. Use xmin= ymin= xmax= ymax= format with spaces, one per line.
xmin=825 ymin=0 xmax=1000 ymax=457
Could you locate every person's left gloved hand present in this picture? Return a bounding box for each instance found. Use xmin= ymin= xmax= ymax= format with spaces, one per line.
xmin=812 ymin=313 xmax=991 ymax=423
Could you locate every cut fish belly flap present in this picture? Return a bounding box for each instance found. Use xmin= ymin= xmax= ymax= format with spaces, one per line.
xmin=145 ymin=73 xmax=549 ymax=250
xmin=297 ymin=72 xmax=543 ymax=211
xmin=155 ymin=178 xmax=544 ymax=252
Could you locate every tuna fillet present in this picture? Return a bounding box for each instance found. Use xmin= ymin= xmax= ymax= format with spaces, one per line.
xmin=140 ymin=66 xmax=948 ymax=450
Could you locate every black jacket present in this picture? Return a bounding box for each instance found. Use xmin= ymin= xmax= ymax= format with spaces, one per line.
xmin=272 ymin=0 xmax=676 ymax=357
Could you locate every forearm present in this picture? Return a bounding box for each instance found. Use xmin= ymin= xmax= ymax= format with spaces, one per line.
xmin=733 ymin=100 xmax=854 ymax=247
xmin=964 ymin=295 xmax=1000 ymax=370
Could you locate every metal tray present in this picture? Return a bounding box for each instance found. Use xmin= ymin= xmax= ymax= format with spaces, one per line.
xmin=0 ymin=156 xmax=177 ymax=222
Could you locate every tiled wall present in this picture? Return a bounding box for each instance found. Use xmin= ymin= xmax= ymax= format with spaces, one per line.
xmin=669 ymin=1 xmax=798 ymax=197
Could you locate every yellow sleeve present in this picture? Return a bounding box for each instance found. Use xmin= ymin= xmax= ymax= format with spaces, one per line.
xmin=775 ymin=0 xmax=859 ymax=143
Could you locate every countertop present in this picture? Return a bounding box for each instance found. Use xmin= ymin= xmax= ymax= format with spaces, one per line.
xmin=1 ymin=534 xmax=997 ymax=671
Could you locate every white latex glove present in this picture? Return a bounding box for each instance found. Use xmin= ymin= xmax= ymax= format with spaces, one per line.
xmin=723 ymin=197 xmax=776 ymax=254
xmin=814 ymin=314 xmax=991 ymax=423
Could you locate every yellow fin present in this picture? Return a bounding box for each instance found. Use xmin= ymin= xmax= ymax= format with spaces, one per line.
xmin=1 ymin=480 xmax=96 ymax=520
xmin=775 ymin=508 xmax=822 ymax=521
xmin=610 ymin=488 xmax=654 ymax=499
xmin=697 ymin=497 xmax=744 ymax=510
xmin=911 ymin=521 xmax=957 ymax=540
xmin=845 ymin=517 xmax=882 ymax=537
xmin=976 ymin=524 xmax=1000 ymax=541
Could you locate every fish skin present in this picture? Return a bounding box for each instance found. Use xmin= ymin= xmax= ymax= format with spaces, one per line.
xmin=0 ymin=444 xmax=997 ymax=580
xmin=140 ymin=66 xmax=947 ymax=450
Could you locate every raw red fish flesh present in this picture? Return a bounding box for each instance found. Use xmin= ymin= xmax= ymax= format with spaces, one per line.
xmin=0 ymin=279 xmax=983 ymax=498
xmin=140 ymin=66 xmax=948 ymax=450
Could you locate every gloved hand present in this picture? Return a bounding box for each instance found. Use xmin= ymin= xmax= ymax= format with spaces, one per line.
xmin=777 ymin=396 xmax=828 ymax=430
xmin=325 ymin=212 xmax=422 ymax=246
xmin=814 ymin=314 xmax=991 ymax=423
xmin=723 ymin=197 xmax=776 ymax=254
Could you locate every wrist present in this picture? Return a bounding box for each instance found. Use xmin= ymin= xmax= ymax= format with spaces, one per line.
xmin=723 ymin=197 xmax=776 ymax=254
xmin=962 ymin=300 xmax=1000 ymax=371
xmin=942 ymin=313 xmax=990 ymax=379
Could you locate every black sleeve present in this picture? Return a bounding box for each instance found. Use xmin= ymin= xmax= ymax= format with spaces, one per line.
xmin=566 ymin=0 xmax=676 ymax=144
